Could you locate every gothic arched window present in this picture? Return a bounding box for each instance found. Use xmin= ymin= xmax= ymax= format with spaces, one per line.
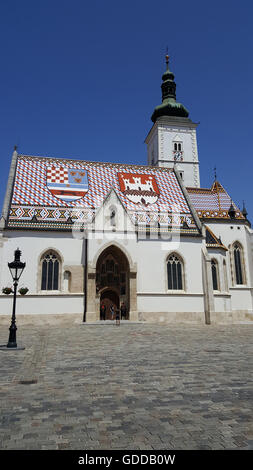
xmin=211 ymin=259 xmax=219 ymax=291
xmin=41 ymin=251 xmax=60 ymax=290
xmin=233 ymin=243 xmax=245 ymax=285
xmin=167 ymin=253 xmax=184 ymax=290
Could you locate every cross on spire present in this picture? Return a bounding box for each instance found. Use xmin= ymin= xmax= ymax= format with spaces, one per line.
xmin=214 ymin=166 xmax=217 ymax=181
xmin=165 ymin=47 xmax=169 ymax=70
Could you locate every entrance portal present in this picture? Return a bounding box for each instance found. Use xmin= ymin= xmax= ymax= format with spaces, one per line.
xmin=100 ymin=290 xmax=119 ymax=320
xmin=96 ymin=245 xmax=130 ymax=320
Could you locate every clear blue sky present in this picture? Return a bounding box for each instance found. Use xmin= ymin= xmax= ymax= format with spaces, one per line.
xmin=1 ymin=0 xmax=253 ymax=220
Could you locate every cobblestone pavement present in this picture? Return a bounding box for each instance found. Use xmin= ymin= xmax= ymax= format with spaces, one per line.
xmin=0 ymin=317 xmax=253 ymax=450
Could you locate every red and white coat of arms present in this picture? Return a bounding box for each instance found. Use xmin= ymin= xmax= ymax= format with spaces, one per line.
xmin=46 ymin=166 xmax=88 ymax=202
xmin=118 ymin=172 xmax=159 ymax=206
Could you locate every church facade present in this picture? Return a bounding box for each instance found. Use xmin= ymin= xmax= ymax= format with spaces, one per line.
xmin=0 ymin=56 xmax=252 ymax=324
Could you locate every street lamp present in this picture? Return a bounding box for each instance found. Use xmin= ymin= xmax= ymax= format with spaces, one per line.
xmin=6 ymin=248 xmax=26 ymax=348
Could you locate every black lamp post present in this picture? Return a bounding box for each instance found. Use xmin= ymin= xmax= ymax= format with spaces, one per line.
xmin=6 ymin=248 xmax=26 ymax=348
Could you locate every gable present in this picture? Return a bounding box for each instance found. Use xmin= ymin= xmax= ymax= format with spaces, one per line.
xmin=205 ymin=226 xmax=227 ymax=251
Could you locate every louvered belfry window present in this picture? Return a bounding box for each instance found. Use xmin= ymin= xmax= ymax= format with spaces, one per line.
xmin=167 ymin=254 xmax=183 ymax=290
xmin=41 ymin=251 xmax=60 ymax=290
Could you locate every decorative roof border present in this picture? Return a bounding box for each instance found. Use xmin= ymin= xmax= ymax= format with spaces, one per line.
xmin=196 ymin=209 xmax=244 ymax=220
xmin=8 ymin=204 xmax=198 ymax=232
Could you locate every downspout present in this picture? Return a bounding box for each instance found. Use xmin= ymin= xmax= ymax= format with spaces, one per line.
xmin=83 ymin=234 xmax=88 ymax=322
xmin=202 ymin=225 xmax=214 ymax=325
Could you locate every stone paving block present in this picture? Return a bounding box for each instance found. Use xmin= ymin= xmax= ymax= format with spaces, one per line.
xmin=0 ymin=320 xmax=253 ymax=450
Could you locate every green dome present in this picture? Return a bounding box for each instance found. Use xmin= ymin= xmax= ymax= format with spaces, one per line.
xmin=151 ymin=98 xmax=189 ymax=122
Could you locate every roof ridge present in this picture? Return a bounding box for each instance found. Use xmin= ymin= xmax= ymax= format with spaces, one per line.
xmin=211 ymin=180 xmax=226 ymax=193
xmin=187 ymin=187 xmax=211 ymax=191
xmin=17 ymin=154 xmax=175 ymax=173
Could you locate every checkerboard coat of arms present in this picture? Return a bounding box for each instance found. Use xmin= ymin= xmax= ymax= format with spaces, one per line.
xmin=46 ymin=166 xmax=88 ymax=202
xmin=118 ymin=172 xmax=159 ymax=205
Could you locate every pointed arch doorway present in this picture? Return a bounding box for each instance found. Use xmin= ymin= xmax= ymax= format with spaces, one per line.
xmin=96 ymin=245 xmax=130 ymax=320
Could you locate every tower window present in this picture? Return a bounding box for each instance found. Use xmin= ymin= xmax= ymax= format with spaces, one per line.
xmin=173 ymin=142 xmax=182 ymax=151
xmin=173 ymin=141 xmax=183 ymax=162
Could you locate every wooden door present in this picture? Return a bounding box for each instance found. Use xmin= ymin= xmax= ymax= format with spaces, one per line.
xmin=101 ymin=290 xmax=119 ymax=320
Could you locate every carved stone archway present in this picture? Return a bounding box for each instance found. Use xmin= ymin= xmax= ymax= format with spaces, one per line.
xmin=86 ymin=244 xmax=137 ymax=322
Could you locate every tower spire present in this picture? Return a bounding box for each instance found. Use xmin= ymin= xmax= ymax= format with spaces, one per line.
xmin=151 ymin=55 xmax=189 ymax=123
xmin=242 ymin=201 xmax=248 ymax=218
xmin=214 ymin=166 xmax=217 ymax=181
xmin=228 ymin=198 xmax=236 ymax=219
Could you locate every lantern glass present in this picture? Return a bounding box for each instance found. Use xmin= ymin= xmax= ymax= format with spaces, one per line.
xmin=8 ymin=265 xmax=17 ymax=281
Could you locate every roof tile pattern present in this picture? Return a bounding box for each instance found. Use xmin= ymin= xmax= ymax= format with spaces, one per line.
xmin=8 ymin=156 xmax=198 ymax=232
xmin=187 ymin=182 xmax=244 ymax=220
xmin=12 ymin=156 xmax=188 ymax=211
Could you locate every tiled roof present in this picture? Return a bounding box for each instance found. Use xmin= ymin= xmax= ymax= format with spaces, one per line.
xmin=205 ymin=226 xmax=228 ymax=251
xmin=187 ymin=181 xmax=244 ymax=220
xmin=7 ymin=155 xmax=200 ymax=233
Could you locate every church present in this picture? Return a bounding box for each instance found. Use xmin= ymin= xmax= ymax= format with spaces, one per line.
xmin=0 ymin=55 xmax=252 ymax=324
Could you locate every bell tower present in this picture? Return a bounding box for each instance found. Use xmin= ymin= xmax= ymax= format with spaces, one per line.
xmin=145 ymin=55 xmax=200 ymax=188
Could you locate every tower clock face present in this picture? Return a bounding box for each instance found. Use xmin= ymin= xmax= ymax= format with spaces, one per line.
xmin=173 ymin=151 xmax=183 ymax=161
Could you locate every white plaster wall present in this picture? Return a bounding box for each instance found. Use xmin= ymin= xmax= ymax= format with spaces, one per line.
xmin=228 ymin=288 xmax=252 ymax=312
xmin=136 ymin=237 xmax=203 ymax=295
xmin=174 ymin=162 xmax=200 ymax=188
xmin=245 ymin=226 xmax=253 ymax=287
xmin=138 ymin=294 xmax=204 ymax=313
xmin=157 ymin=124 xmax=200 ymax=187
xmin=3 ymin=223 xmax=251 ymax=317
xmin=207 ymin=222 xmax=251 ymax=285
xmin=207 ymin=222 xmax=248 ymax=253
xmin=207 ymin=222 xmax=253 ymax=313
xmin=147 ymin=130 xmax=158 ymax=166
xmin=159 ymin=126 xmax=196 ymax=163
xmin=0 ymin=230 xmax=84 ymax=295
xmin=0 ymin=294 xmax=84 ymax=315
xmin=206 ymin=249 xmax=228 ymax=292
xmin=88 ymin=233 xmax=204 ymax=313
xmin=213 ymin=294 xmax=231 ymax=313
